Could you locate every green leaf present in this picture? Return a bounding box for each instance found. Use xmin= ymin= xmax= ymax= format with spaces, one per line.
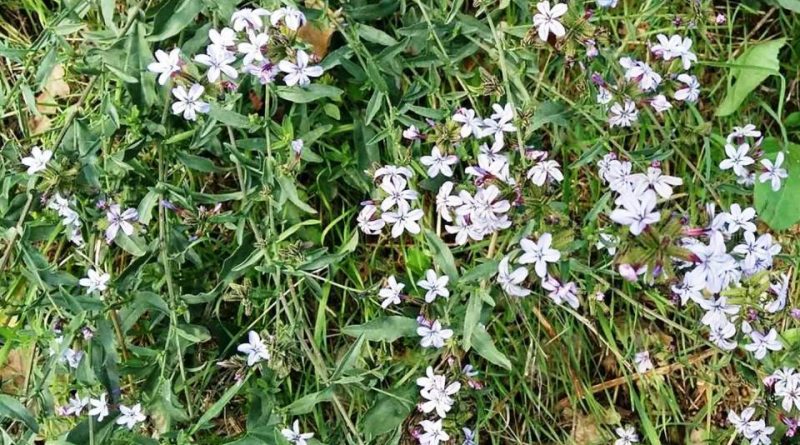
xmin=148 ymin=0 xmax=205 ymax=41
xmin=716 ymin=39 xmax=786 ymax=116
xmin=470 ymin=324 xmax=511 ymax=370
xmin=115 ymin=233 xmax=148 ymax=257
xmin=361 ymin=385 xmax=416 ymax=437
xmin=341 ymin=316 xmax=418 ymax=342
xmin=0 ymin=394 xmax=39 ymax=433
xmin=209 ymin=102 xmax=251 ymax=129
xmin=177 ymin=151 xmax=224 ymax=173
xmin=100 ymin=0 xmax=118 ymax=32
xmin=530 ymin=101 xmax=569 ymax=130
xmin=423 ymin=229 xmax=458 ymax=281
xmin=189 ymin=375 xmax=247 ymax=434
xmin=462 ymin=289 xmax=484 ymax=351
xmin=777 ymin=0 xmax=800 ymax=12
xmin=357 ymin=24 xmax=398 ymax=46
xmin=277 ymin=175 xmax=317 ymax=214
xmin=283 ymin=388 xmax=334 ymax=415
xmin=275 ymin=85 xmax=343 ymax=103
xmin=755 ymin=143 xmax=800 ymax=230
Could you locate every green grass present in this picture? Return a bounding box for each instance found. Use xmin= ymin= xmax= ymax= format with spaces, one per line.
xmin=1 ymin=0 xmax=800 ymax=444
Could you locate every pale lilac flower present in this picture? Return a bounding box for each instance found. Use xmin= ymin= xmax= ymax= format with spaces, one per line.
xmin=382 ymin=206 xmax=424 ymax=238
xmin=147 ymin=48 xmax=182 ymax=85
xmin=209 ymin=27 xmax=237 ymax=48
xmin=380 ymin=177 xmax=418 ymax=211
xmin=279 ymin=50 xmax=323 ymax=87
xmin=64 ymin=394 xmax=88 ymax=416
xmin=453 ymin=108 xmax=483 ymax=138
xmin=195 ymin=44 xmax=238 ymax=82
xmin=379 ymin=275 xmax=404 ymax=308
xmin=634 ymin=351 xmax=654 ymax=373
xmin=609 ymin=191 xmax=660 ymax=235
xmin=105 ymin=204 xmax=138 ymax=242
xmin=650 ymin=94 xmax=672 ymax=113
xmin=518 ymin=233 xmax=561 ymax=278
xmin=79 ymin=269 xmax=110 ymax=294
xmin=727 ymin=125 xmax=761 ymax=143
xmin=88 ymin=393 xmax=109 ymax=421
xmin=230 ymin=8 xmax=269 ymax=32
xmin=759 ymin=152 xmax=788 ymax=191
xmin=608 ymin=100 xmax=638 ymax=128
xmin=674 ymin=74 xmax=700 ymax=103
xmin=596 ymin=87 xmax=612 ymax=105
xmin=533 ymin=1 xmax=568 ymax=41
xmin=417 ymin=319 xmax=453 ymax=349
xmin=281 ymin=420 xmax=314 ymax=445
xmin=497 ymin=256 xmax=530 ymax=298
xmin=357 ymin=204 xmax=385 ymax=235
xmin=116 ymin=404 xmax=146 ymax=429
xmin=418 ymin=419 xmax=450 ymax=445
xmin=615 ymin=425 xmax=639 ymax=445
xmin=541 ymin=276 xmax=579 ymax=308
xmin=720 ymin=143 xmax=754 ymax=177
xmin=744 ymin=329 xmax=782 ymax=360
xmin=420 ymin=147 xmax=458 ymax=178
xmin=403 ymin=125 xmax=422 ymax=140
xmin=726 ymin=204 xmax=756 ymax=234
xmin=271 ymin=7 xmax=306 ymax=31
xmin=631 ymin=167 xmax=683 ymax=199
xmin=237 ymin=331 xmax=270 ymax=366
xmin=171 ymin=83 xmax=210 ymax=121
xmin=417 ymin=270 xmax=450 ymax=303
xmin=245 ymin=60 xmax=279 ymax=84
xmin=527 ymin=160 xmax=563 ymax=186
xmin=435 ymin=181 xmax=462 ymax=223
xmin=619 ymin=57 xmax=661 ymax=91
xmin=21 ymin=146 xmax=52 ymax=175
xmin=237 ymin=31 xmax=269 ymax=65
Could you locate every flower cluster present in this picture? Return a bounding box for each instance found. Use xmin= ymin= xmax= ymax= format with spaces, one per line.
xmin=719 ymin=125 xmax=788 ymax=191
xmin=147 ymin=6 xmax=324 ymax=121
xmin=57 ymin=392 xmax=145 ymax=430
xmin=594 ymin=32 xmax=699 ymax=128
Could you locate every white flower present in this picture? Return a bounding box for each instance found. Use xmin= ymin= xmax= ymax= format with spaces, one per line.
xmin=21 ymin=146 xmax=52 ymax=175
xmin=64 ymin=394 xmax=88 ymax=416
xmin=453 ymin=108 xmax=483 ymax=138
xmin=271 ymin=7 xmax=306 ymax=31
xmin=279 ymin=50 xmax=323 ymax=87
xmin=609 ymin=191 xmax=660 ymax=235
xmin=518 ymin=233 xmax=561 ymax=278
xmin=541 ymin=276 xmax=579 ymax=308
xmin=674 ymin=74 xmax=700 ymax=103
xmin=403 ymin=125 xmax=422 ymax=140
xmin=719 ymin=143 xmax=754 ymax=177
xmin=631 ymin=167 xmax=683 ymax=199
xmin=727 ymin=124 xmax=761 ymax=143
xmin=726 ymin=204 xmax=756 ymax=234
xmin=653 ymin=35 xmax=696 ymax=69
xmin=532 ymin=1 xmax=568 ymax=41
xmin=417 ymin=319 xmax=453 ymax=349
xmin=497 ymin=256 xmax=530 ymax=297
xmin=230 ymin=8 xmax=269 ymax=32
xmin=147 ymin=48 xmax=181 ymax=85
xmin=759 ymin=151 xmax=788 ymax=192
xmin=633 ymin=351 xmax=654 ymax=373
xmin=619 ymin=57 xmax=661 ymax=91
xmin=416 ymin=366 xmax=446 ymax=394
xmin=88 ymin=393 xmax=109 ymax=421
xmin=744 ymin=329 xmax=782 ymax=360
xmin=614 ymin=425 xmax=639 ymax=445
xmin=378 ymin=275 xmax=404 ymax=308
xmin=479 ymin=116 xmax=516 ymax=145
xmin=748 ymin=421 xmax=774 ymax=445
xmin=764 ymin=273 xmax=789 ymax=314
xmin=420 ymin=146 xmax=458 ymax=178
xmin=650 ymin=94 xmax=672 ymax=113
xmin=418 ymin=370 xmax=460 ymax=417
xmin=698 ymin=295 xmax=739 ymax=327
xmin=671 ymin=272 xmax=706 ymax=305
xmin=417 ymin=270 xmax=450 ymax=303
xmin=727 ymin=407 xmax=755 ymax=434
xmin=236 ymin=331 xmax=270 ymax=366
xmin=79 ymin=268 xmax=110 ymax=294
xmin=674 ymin=36 xmax=698 ymax=70
xmin=379 ymin=177 xmax=418 ymax=211
xmin=527 ymin=160 xmax=563 ymax=186
xmin=105 ymin=204 xmax=138 ymax=242
xmin=171 ymin=83 xmax=210 ymax=121
xmin=357 ymin=204 xmax=384 ymax=235
xmin=381 ymin=206 xmax=424 ymax=238
xmin=596 ymin=87 xmax=612 ymax=105
xmin=209 ymin=27 xmax=237 ymax=48
xmin=374 ymin=165 xmax=414 ymax=183
xmin=708 ymin=319 xmax=737 ymax=351
xmin=419 ymin=419 xmax=450 ymax=445
xmin=245 ymin=60 xmax=279 ymax=84
xmin=116 ymin=403 xmax=146 ymax=429
xmin=237 ymin=31 xmax=269 ymax=65
xmin=195 ymin=44 xmax=238 ymax=82
xmin=62 ymin=348 xmax=83 ymax=369
xmin=776 ymin=380 xmax=800 ymax=412
xmin=281 ymin=420 xmax=314 ymax=445
xmin=435 ymin=181 xmax=462 ymax=223
xmin=608 ymin=100 xmax=638 ymax=128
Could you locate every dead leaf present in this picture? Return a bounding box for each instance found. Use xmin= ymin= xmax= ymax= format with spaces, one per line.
xmin=0 ymin=347 xmax=33 ymax=395
xmin=570 ymin=413 xmax=604 ymax=445
xmin=43 ymin=64 xmax=70 ymax=98
xmin=29 ymin=114 xmax=52 ymax=135
xmin=298 ymin=22 xmax=335 ymax=60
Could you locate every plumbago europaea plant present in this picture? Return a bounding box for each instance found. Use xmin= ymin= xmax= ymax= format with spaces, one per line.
xmin=2 ymin=0 xmax=800 ymax=445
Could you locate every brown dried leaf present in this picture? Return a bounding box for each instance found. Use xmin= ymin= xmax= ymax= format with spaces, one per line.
xmin=29 ymin=114 xmax=52 ymax=135
xmin=44 ymin=64 xmax=70 ymax=98
xmin=0 ymin=347 xmax=33 ymax=395
xmin=298 ymin=22 xmax=335 ymax=60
